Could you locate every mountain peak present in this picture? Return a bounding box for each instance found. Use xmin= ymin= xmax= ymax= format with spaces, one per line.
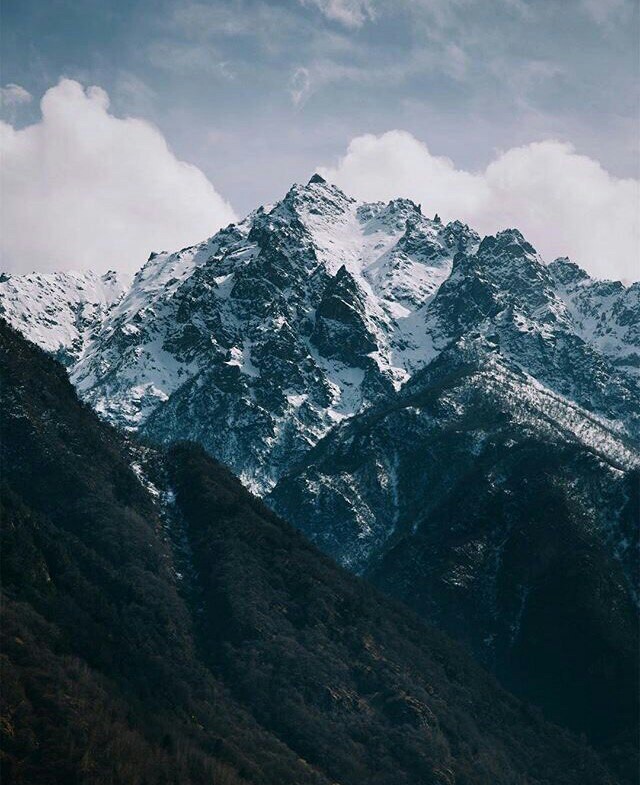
xmin=385 ymin=197 xmax=421 ymax=215
xmin=548 ymin=256 xmax=590 ymax=285
xmin=275 ymin=176 xmax=354 ymax=223
xmin=478 ymin=228 xmax=537 ymax=258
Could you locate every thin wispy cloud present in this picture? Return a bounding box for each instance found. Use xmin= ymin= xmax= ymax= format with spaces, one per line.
xmin=581 ymin=0 xmax=631 ymax=26
xmin=147 ymin=41 xmax=234 ymax=78
xmin=290 ymin=67 xmax=312 ymax=106
xmin=300 ymin=0 xmax=376 ymax=28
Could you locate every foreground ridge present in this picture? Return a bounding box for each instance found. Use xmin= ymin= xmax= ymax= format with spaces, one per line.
xmin=0 ymin=320 xmax=617 ymax=783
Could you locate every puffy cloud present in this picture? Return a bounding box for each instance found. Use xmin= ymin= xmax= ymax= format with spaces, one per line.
xmin=0 ymin=79 xmax=236 ymax=274
xmin=0 ymin=83 xmax=32 ymax=106
xmin=320 ymin=131 xmax=639 ymax=281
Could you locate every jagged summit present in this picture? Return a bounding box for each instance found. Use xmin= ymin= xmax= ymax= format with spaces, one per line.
xmin=147 ymin=250 xmax=168 ymax=262
xmin=278 ymin=176 xmax=354 ymax=222
xmin=1 ymin=177 xmax=637 ymax=492
xmin=548 ymin=255 xmax=590 ymax=284
xmin=478 ymin=227 xmax=537 ymax=257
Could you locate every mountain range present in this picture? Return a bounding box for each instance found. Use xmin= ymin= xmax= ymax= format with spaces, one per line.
xmin=2 ymin=175 xmax=638 ymax=781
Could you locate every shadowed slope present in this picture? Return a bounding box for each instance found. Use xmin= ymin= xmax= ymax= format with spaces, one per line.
xmin=0 ymin=320 xmax=617 ymax=784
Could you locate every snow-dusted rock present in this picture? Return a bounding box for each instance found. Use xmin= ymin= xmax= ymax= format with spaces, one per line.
xmin=68 ymin=177 xmax=473 ymax=491
xmin=2 ymin=178 xmax=638 ymax=499
xmin=0 ymin=269 xmax=130 ymax=365
xmin=549 ymin=256 xmax=640 ymax=377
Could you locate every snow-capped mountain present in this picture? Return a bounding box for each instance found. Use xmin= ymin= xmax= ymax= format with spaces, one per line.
xmin=1 ymin=176 xmax=638 ymax=494
xmin=259 ymin=210 xmax=639 ymax=747
xmin=0 ymin=269 xmax=130 ymax=365
xmin=421 ymin=229 xmax=640 ymax=437
xmin=272 ymin=331 xmax=639 ymax=572
xmin=2 ymin=175 xmax=638 ymax=766
xmin=549 ymin=256 xmax=640 ymax=377
xmin=270 ymin=331 xmax=640 ymax=753
xmin=67 ymin=175 xmax=478 ymax=491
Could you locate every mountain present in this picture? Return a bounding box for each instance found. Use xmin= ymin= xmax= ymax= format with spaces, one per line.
xmin=420 ymin=233 xmax=639 ymax=435
xmin=2 ymin=178 xmax=637 ymax=494
xmin=270 ymin=334 xmax=639 ymax=771
xmin=268 ymin=221 xmax=640 ymax=774
xmin=0 ymin=269 xmax=129 ymax=366
xmin=548 ymin=257 xmax=640 ymax=377
xmin=2 ymin=178 xmax=638 ymax=780
xmin=64 ymin=176 xmax=478 ymax=490
xmin=0 ymin=319 xmax=618 ymax=784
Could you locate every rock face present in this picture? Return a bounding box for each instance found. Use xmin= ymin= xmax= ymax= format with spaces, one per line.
xmin=0 ymin=269 xmax=129 ymax=365
xmin=548 ymin=256 xmax=640 ymax=376
xmin=67 ymin=178 xmax=474 ymax=491
xmin=270 ymin=336 xmax=639 ymax=767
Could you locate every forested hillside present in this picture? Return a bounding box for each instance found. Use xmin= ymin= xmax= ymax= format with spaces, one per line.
xmin=0 ymin=320 xmax=619 ymax=784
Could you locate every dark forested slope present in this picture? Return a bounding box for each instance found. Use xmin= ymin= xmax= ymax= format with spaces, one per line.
xmin=272 ymin=336 xmax=640 ymax=783
xmin=0 ymin=321 xmax=324 ymax=785
xmin=0 ymin=321 xmax=618 ymax=784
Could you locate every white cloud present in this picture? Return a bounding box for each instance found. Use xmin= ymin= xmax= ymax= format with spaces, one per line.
xmin=0 ymin=83 xmax=32 ymax=106
xmin=0 ymin=79 xmax=236 ymax=274
xmin=319 ymin=131 xmax=640 ymax=281
xmin=301 ymin=0 xmax=376 ymax=28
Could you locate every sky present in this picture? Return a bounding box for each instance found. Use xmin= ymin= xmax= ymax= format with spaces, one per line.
xmin=1 ymin=0 xmax=639 ymax=279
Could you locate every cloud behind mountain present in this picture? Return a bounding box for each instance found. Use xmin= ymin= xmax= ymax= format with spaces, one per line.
xmin=0 ymin=79 xmax=236 ymax=274
xmin=320 ymin=130 xmax=639 ymax=281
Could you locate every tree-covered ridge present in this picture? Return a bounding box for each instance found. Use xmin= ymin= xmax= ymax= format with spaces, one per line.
xmin=0 ymin=320 xmax=322 ymax=785
xmin=0 ymin=320 xmax=619 ymax=783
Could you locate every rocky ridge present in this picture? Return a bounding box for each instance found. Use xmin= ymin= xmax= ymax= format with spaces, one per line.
xmin=68 ymin=177 xmax=478 ymax=491
xmin=3 ymin=176 xmax=637 ymax=495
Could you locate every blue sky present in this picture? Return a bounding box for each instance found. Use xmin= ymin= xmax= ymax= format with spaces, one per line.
xmin=1 ymin=0 xmax=638 ymax=278
xmin=4 ymin=0 xmax=638 ymax=209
